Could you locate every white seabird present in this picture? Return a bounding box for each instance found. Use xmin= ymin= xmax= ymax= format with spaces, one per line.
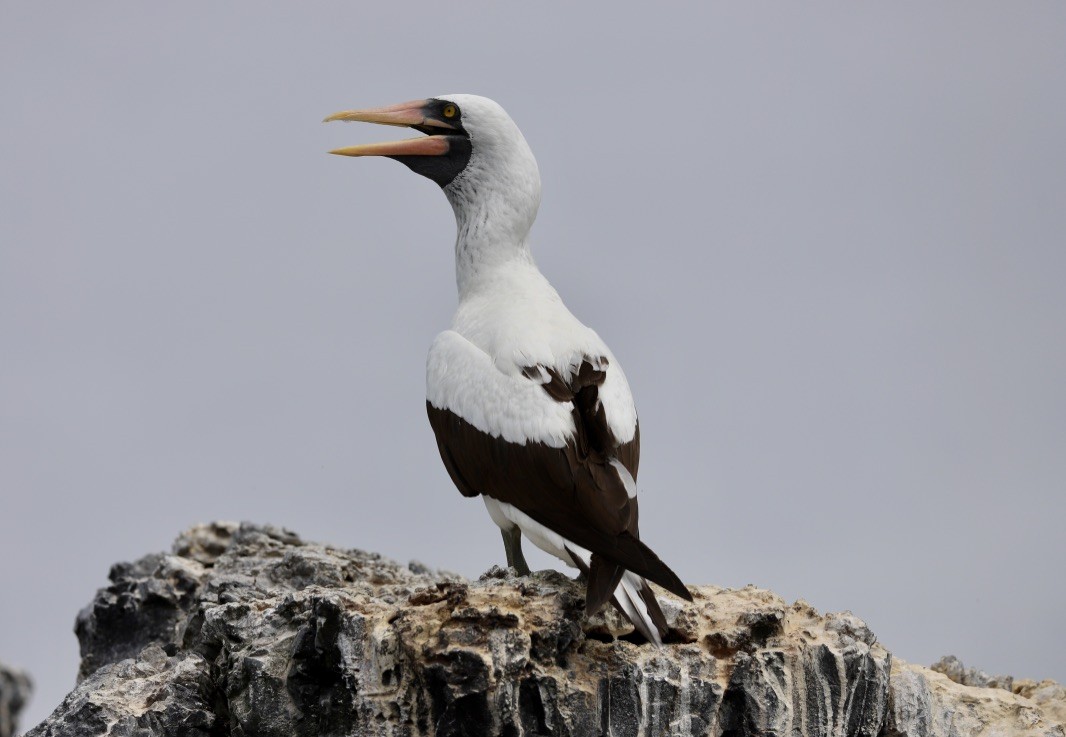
xmin=325 ymin=95 xmax=692 ymax=644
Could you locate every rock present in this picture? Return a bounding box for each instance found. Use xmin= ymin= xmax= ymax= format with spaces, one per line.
xmin=0 ymin=661 xmax=32 ymax=737
xmin=931 ymin=654 xmax=1014 ymax=691
xmin=925 ymin=655 xmax=1066 ymax=734
xmin=27 ymin=648 xmax=216 ymax=737
xmin=22 ymin=522 xmax=1064 ymax=736
xmin=1013 ymin=680 xmax=1066 ymax=734
xmin=884 ymin=661 xmax=1064 ymax=737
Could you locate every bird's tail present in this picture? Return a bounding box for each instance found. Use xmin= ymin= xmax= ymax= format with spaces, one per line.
xmin=570 ymin=549 xmax=672 ymax=646
xmin=614 ymin=570 xmax=670 ymax=645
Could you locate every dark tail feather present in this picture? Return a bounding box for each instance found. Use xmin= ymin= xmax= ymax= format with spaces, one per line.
xmin=585 ymin=553 xmax=625 ymax=616
xmin=525 ymin=503 xmax=691 ymax=603
xmin=600 ymin=532 xmax=692 ymax=602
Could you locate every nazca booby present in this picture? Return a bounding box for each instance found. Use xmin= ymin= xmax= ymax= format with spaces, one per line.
xmin=325 ymin=95 xmax=692 ymax=644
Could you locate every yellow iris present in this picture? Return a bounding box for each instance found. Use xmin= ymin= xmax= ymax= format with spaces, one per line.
xmin=443 ymin=104 xmax=457 ymax=118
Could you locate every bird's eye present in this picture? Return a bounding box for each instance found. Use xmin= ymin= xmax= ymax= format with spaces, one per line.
xmin=442 ymin=104 xmax=458 ymax=119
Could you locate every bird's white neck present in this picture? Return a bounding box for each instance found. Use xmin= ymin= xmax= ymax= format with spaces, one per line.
xmin=444 ymin=160 xmax=542 ymax=299
xmin=448 ymin=194 xmax=538 ymax=297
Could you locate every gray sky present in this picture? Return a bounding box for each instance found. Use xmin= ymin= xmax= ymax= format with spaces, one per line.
xmin=2 ymin=3 xmax=1064 ymax=727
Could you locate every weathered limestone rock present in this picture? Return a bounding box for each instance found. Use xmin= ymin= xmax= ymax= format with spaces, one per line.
xmin=913 ymin=655 xmax=1066 ymax=735
xmin=884 ymin=660 xmax=1064 ymax=737
xmin=1014 ymin=680 xmax=1066 ymax=734
xmin=23 ymin=523 xmax=1065 ymax=736
xmin=931 ymin=654 xmax=1016 ymax=691
xmin=28 ymin=648 xmax=216 ymax=737
xmin=0 ymin=660 xmax=32 ymax=737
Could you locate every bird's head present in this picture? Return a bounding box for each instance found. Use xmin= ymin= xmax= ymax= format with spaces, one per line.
xmin=325 ymin=95 xmax=541 ymax=241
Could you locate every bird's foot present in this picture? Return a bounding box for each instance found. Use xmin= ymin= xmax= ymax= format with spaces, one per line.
xmin=509 ymin=561 xmax=532 ymax=577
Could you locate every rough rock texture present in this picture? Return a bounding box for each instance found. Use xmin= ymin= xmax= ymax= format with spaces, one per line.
xmin=918 ymin=655 xmax=1066 ymax=734
xmin=931 ymin=655 xmax=1017 ymax=692
xmin=0 ymin=660 xmax=32 ymax=737
xmin=24 ymin=523 xmax=1065 ymax=736
xmin=884 ymin=660 xmax=1064 ymax=737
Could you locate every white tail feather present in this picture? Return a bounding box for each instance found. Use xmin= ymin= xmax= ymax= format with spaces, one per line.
xmin=617 ymin=572 xmax=662 ymax=646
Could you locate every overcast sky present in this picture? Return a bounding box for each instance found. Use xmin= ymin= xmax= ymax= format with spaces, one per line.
xmin=2 ymin=3 xmax=1064 ymax=728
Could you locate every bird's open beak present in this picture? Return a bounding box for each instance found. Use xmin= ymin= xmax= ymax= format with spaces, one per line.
xmin=324 ymin=100 xmax=453 ymax=158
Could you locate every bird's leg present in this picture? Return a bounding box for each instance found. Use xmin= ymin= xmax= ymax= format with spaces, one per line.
xmin=501 ymin=527 xmax=531 ymax=576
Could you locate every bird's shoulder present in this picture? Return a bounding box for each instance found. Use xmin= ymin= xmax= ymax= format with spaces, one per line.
xmin=439 ymin=293 xmax=637 ymax=440
xmin=426 ymin=329 xmax=576 ymax=447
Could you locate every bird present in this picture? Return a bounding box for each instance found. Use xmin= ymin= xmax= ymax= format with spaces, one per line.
xmin=324 ymin=95 xmax=692 ymax=644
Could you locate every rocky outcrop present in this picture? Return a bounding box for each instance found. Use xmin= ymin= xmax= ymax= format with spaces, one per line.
xmin=884 ymin=659 xmax=1064 ymax=737
xmin=24 ymin=523 xmax=1066 ymax=736
xmin=884 ymin=655 xmax=1066 ymax=736
xmin=0 ymin=660 xmax=32 ymax=737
